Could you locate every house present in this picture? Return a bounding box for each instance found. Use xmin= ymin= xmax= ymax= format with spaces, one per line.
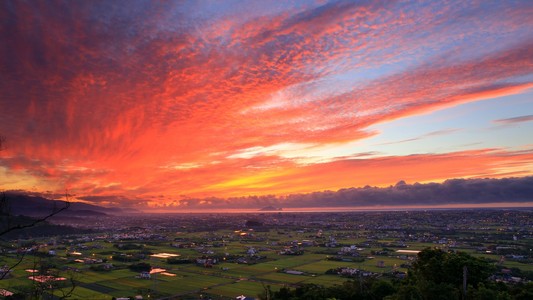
xmin=236 ymin=257 xmax=248 ymax=264
xmin=247 ymin=247 xmax=257 ymax=256
xmin=0 ymin=289 xmax=14 ymax=297
xmin=0 ymin=266 xmax=12 ymax=279
xmin=301 ymin=240 xmax=315 ymax=247
xmin=279 ymin=246 xmax=303 ymax=255
xmin=285 ymin=270 xmax=304 ymax=275
xmin=196 ymin=257 xmax=218 ymax=267
xmin=338 ymin=245 xmax=360 ymax=256
xmin=339 ymin=267 xmax=359 ymax=276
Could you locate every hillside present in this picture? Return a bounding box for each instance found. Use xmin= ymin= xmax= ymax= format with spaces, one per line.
xmin=2 ymin=192 xmax=132 ymax=218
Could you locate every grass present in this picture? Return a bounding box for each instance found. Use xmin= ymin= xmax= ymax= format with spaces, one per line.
xmin=501 ymin=260 xmax=533 ymax=272
xmin=295 ymin=260 xmax=357 ymax=274
xmin=206 ymin=280 xmax=281 ymax=298
xmin=1 ymin=228 xmax=531 ymax=299
xmin=300 ymin=274 xmax=348 ymax=287
xmin=358 ymin=256 xmax=406 ymax=273
xmin=59 ymin=286 xmax=111 ymax=299
xmin=254 ymin=272 xmax=309 ymax=284
xmin=155 ymin=274 xmax=234 ymax=295
xmin=79 ymin=282 xmax=117 ymax=294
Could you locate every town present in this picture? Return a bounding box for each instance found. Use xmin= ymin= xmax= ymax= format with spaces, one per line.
xmin=0 ymin=209 xmax=531 ymax=299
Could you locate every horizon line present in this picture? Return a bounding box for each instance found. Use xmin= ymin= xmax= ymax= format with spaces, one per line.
xmin=137 ymin=202 xmax=533 ymax=214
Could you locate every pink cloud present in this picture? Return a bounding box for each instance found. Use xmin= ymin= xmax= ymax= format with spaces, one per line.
xmin=1 ymin=1 xmax=532 ymax=206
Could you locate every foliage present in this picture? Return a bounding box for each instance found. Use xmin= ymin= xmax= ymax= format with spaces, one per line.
xmin=0 ymin=169 xmax=76 ymax=299
xmin=114 ymin=243 xmax=144 ymax=250
xmin=260 ymin=248 xmax=532 ymax=300
xmin=112 ymin=254 xmax=141 ymax=262
xmin=167 ymin=257 xmax=193 ymax=264
xmin=260 ymin=278 xmax=396 ymax=300
xmin=410 ymin=248 xmax=494 ymax=288
xmin=128 ymin=262 xmax=151 ymax=272
xmin=89 ymin=264 xmax=113 ymax=272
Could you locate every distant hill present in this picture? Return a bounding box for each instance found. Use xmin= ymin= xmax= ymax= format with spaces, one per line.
xmin=2 ymin=192 xmax=132 ymax=217
xmin=0 ymin=214 xmax=93 ymax=239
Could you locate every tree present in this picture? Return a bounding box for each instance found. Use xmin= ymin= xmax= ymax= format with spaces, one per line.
xmin=410 ymin=248 xmax=494 ymax=288
xmin=0 ymin=136 xmax=69 ymax=239
xmin=0 ymin=136 xmax=75 ymax=298
xmin=395 ymin=248 xmax=495 ymax=300
xmin=0 ymin=192 xmax=71 ymax=238
xmin=26 ymin=255 xmax=77 ymax=299
xmin=129 ymin=262 xmax=151 ymax=273
xmin=371 ymin=280 xmax=396 ymax=300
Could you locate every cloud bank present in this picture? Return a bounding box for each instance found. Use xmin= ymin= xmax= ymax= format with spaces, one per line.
xmin=0 ymin=1 xmax=532 ymax=205
xmin=98 ymin=176 xmax=533 ymax=210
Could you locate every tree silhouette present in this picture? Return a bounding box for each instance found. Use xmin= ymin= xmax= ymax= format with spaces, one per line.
xmin=0 ymin=136 xmax=75 ymax=298
xmin=410 ymin=248 xmax=494 ymax=288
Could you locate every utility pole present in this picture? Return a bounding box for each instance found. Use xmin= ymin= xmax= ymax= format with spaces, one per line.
xmin=463 ymin=265 xmax=468 ymax=300
xmin=151 ymin=256 xmax=157 ymax=296
xmin=359 ymin=271 xmax=363 ymax=294
xmin=152 ymin=271 xmax=157 ymax=296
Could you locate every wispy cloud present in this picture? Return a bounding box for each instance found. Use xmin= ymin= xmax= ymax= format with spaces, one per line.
xmin=0 ymin=1 xmax=532 ymax=206
xmin=494 ymin=115 xmax=533 ymax=125
xmin=378 ymin=128 xmax=461 ymax=146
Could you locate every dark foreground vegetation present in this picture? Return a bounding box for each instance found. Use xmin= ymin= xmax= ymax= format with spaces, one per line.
xmin=261 ymin=248 xmax=533 ymax=300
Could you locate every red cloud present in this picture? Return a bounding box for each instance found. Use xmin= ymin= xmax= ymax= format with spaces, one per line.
xmin=1 ymin=1 xmax=532 ymax=207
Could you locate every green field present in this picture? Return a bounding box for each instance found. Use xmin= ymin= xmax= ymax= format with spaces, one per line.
xmin=0 ymin=226 xmax=531 ymax=300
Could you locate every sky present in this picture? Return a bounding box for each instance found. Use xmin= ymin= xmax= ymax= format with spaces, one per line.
xmin=1 ymin=0 xmax=532 ymax=210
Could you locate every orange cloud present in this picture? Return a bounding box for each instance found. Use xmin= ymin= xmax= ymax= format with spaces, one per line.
xmin=180 ymin=149 xmax=532 ymax=199
xmin=1 ymin=1 xmax=532 ymax=208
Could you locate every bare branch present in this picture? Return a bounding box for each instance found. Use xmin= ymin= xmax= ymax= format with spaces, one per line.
xmin=0 ymin=191 xmax=71 ymax=237
xmin=0 ymin=191 xmax=73 ymax=293
xmin=58 ymin=274 xmax=77 ymax=299
xmin=0 ymin=251 xmax=27 ymax=280
xmin=0 ymin=201 xmax=70 ymax=237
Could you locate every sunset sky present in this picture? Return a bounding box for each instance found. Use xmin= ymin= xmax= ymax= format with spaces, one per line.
xmin=1 ymin=1 xmax=532 ymax=210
